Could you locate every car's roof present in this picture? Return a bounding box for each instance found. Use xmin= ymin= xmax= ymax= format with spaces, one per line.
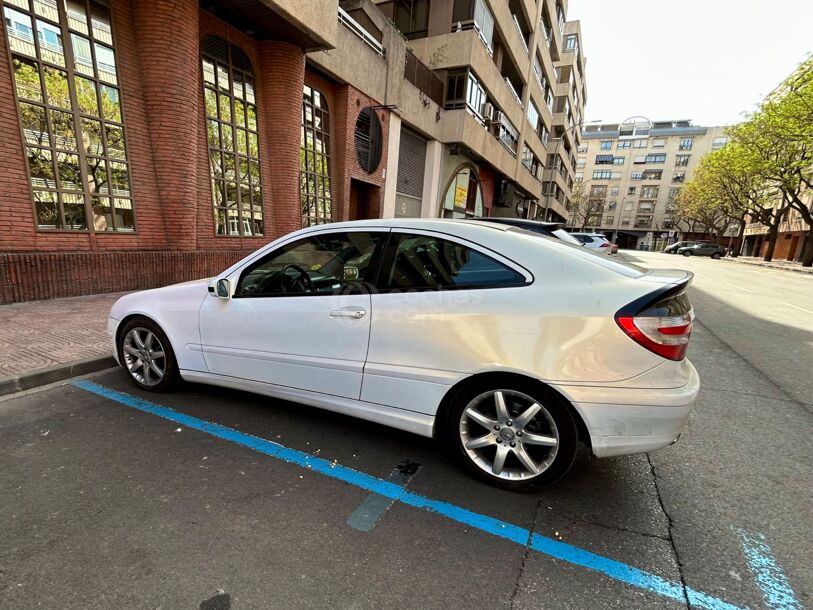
xmin=297 ymin=217 xmax=513 ymax=234
xmin=470 ymin=217 xmax=564 ymax=229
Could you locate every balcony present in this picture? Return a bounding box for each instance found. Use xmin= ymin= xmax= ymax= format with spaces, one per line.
xmin=504 ymin=77 xmax=523 ymax=107
xmin=409 ymin=30 xmax=524 ymax=127
xmin=404 ymin=49 xmax=444 ymax=106
xmin=338 ymin=6 xmax=384 ymax=56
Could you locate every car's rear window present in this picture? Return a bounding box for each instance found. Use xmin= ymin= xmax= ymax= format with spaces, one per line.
xmin=507 ymin=227 xmax=647 ymax=277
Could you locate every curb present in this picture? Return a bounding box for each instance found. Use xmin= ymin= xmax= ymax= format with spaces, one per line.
xmin=0 ymin=355 xmax=117 ymax=397
xmin=719 ymin=258 xmax=813 ymax=275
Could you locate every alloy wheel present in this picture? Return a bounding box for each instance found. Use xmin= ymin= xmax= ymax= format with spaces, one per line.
xmin=122 ymin=327 xmax=167 ymax=387
xmin=459 ymin=389 xmax=559 ymax=481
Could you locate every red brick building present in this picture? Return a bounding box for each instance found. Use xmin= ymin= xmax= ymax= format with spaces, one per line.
xmin=1 ymin=0 xmax=588 ymax=304
xmin=0 ymin=0 xmax=396 ymax=303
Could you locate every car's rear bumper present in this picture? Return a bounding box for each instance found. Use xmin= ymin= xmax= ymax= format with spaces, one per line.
xmin=551 ymin=360 xmax=700 ymax=458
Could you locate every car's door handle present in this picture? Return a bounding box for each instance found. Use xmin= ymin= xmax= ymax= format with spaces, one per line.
xmin=329 ymin=308 xmax=367 ymax=319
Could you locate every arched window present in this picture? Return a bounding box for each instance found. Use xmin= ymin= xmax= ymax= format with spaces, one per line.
xmin=5 ymin=0 xmax=134 ymax=231
xmin=300 ymin=84 xmax=332 ymax=226
xmin=441 ymin=163 xmax=483 ymax=218
xmin=202 ymin=36 xmax=262 ymax=236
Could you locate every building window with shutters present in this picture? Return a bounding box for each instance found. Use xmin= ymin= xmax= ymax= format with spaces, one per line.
xmin=5 ymin=0 xmax=134 ymax=231
xmin=300 ymin=84 xmax=332 ymax=226
xmin=202 ymin=36 xmax=263 ymax=236
xmin=395 ymin=128 xmax=426 ymax=218
xmin=354 ymin=106 xmax=383 ymax=174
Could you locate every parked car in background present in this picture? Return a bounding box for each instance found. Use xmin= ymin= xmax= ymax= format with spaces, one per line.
xmin=571 ymin=232 xmax=616 ymax=254
xmin=108 ymin=219 xmax=699 ymax=490
xmin=677 ymin=243 xmax=727 ymax=258
xmin=664 ymin=240 xmax=709 ymax=254
xmin=472 ymin=217 xmax=583 ymax=246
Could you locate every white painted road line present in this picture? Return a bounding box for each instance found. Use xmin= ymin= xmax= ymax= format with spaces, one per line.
xmin=723 ymin=282 xmax=754 ymax=293
xmin=783 ymin=302 xmax=813 ymax=316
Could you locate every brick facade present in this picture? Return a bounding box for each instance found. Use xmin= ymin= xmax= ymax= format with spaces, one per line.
xmin=0 ymin=1 xmax=390 ymax=304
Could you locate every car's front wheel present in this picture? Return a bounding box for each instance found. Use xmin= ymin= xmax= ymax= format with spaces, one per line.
xmin=446 ymin=380 xmax=578 ymax=490
xmin=711 ymin=252 xmax=721 ymax=259
xmin=683 ymin=250 xmax=692 ymax=256
xmin=118 ymin=317 xmax=179 ymax=392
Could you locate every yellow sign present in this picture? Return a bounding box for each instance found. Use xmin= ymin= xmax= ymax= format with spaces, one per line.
xmin=454 ymin=184 xmax=468 ymax=206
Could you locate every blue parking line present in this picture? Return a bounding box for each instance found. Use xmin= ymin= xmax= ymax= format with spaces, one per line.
xmin=347 ymin=460 xmax=420 ymax=532
xmin=74 ymin=379 xmax=745 ymax=610
xmin=736 ymin=529 xmax=801 ymax=610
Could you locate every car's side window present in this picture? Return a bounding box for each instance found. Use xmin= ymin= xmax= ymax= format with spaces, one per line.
xmin=381 ymin=233 xmax=526 ymax=291
xmin=235 ymin=232 xmax=383 ymax=297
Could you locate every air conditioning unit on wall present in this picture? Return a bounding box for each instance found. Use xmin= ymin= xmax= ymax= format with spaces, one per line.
xmin=481 ymin=102 xmax=495 ymax=122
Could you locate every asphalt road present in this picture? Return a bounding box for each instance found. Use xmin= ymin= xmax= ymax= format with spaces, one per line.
xmin=621 ymin=250 xmax=813 ymax=407
xmin=1 ymin=255 xmax=811 ymax=610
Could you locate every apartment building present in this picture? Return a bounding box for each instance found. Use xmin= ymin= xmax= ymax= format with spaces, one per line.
xmin=375 ymin=0 xmax=587 ymax=222
xmin=0 ymin=0 xmax=586 ymax=303
xmin=572 ymin=119 xmax=727 ymax=249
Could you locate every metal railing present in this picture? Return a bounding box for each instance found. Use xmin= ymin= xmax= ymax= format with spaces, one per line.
xmin=451 ymin=20 xmax=494 ymax=57
xmin=504 ymin=77 xmax=523 ymax=107
xmin=404 ymin=49 xmax=444 ymax=106
xmin=338 ymin=7 xmax=385 ymax=57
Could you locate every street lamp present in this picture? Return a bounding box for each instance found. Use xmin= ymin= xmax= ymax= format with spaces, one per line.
xmin=542 ymin=119 xmax=602 ymax=222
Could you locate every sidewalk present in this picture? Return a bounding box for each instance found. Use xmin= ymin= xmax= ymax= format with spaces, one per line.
xmin=721 ymin=256 xmax=813 ymax=275
xmin=0 ymin=292 xmax=126 ymax=395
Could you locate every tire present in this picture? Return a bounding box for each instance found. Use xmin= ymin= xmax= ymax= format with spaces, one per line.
xmin=682 ymin=250 xmax=692 ymax=257
xmin=444 ymin=378 xmax=578 ymax=490
xmin=711 ymin=253 xmax=721 ymax=259
xmin=118 ymin=317 xmax=179 ymax=392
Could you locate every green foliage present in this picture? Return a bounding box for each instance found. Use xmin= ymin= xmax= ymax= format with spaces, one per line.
xmin=681 ymin=54 xmax=813 ymax=261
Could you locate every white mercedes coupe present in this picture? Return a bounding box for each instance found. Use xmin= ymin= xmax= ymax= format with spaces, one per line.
xmin=107 ymin=219 xmax=699 ymax=489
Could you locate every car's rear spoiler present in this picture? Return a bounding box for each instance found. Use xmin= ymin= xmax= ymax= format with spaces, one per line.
xmin=638 ymin=268 xmax=694 ymax=288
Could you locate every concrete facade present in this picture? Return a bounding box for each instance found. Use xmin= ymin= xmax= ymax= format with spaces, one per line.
xmin=574 ymin=119 xmax=727 ymax=250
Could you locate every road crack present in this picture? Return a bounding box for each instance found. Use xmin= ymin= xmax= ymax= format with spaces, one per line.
xmin=509 ymin=499 xmax=542 ymax=609
xmin=647 ymin=453 xmax=690 ymax=609
xmin=693 ymin=318 xmax=813 ymax=416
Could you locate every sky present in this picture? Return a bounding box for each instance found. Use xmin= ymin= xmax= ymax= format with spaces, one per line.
xmin=566 ymin=0 xmax=813 ymax=127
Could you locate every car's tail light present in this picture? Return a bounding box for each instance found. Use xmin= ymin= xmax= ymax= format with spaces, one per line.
xmin=600 ymin=243 xmax=610 ymax=248
xmin=616 ymin=289 xmax=694 ymax=361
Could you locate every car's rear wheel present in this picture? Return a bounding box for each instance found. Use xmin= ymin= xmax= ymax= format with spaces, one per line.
xmin=446 ymin=380 xmax=577 ymax=490
xmin=118 ymin=317 xmax=178 ymax=392
xmin=711 ymin=252 xmax=721 ymax=259
xmin=683 ymin=250 xmax=692 ymax=256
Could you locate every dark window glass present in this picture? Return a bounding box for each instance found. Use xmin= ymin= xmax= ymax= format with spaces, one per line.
xmin=5 ymin=0 xmax=134 ymax=231
xmin=383 ymin=234 xmax=525 ymax=290
xmin=235 ymin=232 xmax=383 ymax=297
xmin=393 ymin=0 xmax=429 ymax=39
xmin=202 ymin=36 xmax=262 ymax=236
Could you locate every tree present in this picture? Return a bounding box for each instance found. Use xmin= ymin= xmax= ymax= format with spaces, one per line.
xmin=681 ymin=144 xmax=773 ymax=257
xmin=729 ymin=55 xmax=813 ymax=264
xmin=672 ymin=176 xmax=733 ymax=245
xmin=567 ymin=182 xmax=605 ymax=231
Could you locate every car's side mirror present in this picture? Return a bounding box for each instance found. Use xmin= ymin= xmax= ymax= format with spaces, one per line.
xmin=215 ymin=278 xmax=231 ymax=299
